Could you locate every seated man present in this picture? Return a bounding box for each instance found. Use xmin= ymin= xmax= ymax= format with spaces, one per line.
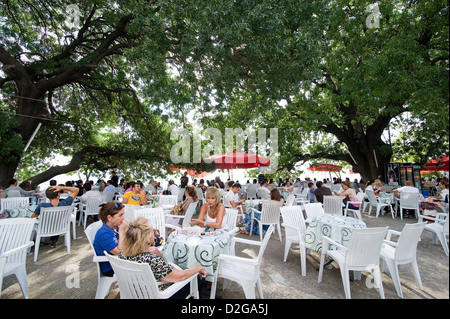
xmin=122 ymin=181 xmax=148 ymax=206
xmin=314 ymin=181 xmax=332 ymax=204
xmin=31 ymin=185 xmax=79 ymax=247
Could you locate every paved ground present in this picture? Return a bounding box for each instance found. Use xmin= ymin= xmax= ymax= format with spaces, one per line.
xmin=1 ymin=210 xmax=448 ymax=300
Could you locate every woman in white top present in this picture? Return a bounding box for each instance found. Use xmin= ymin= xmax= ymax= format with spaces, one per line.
xmin=334 ymin=181 xmax=359 ymax=210
xmin=189 ymin=187 xmax=227 ymax=230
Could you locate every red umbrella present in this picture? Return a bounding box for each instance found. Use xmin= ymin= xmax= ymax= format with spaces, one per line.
xmin=421 ymin=156 xmax=449 ymax=172
xmin=207 ymin=150 xmax=270 ymax=170
xmin=308 ymin=163 xmax=342 ymax=172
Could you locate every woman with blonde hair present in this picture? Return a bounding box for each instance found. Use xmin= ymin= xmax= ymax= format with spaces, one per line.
xmin=189 ymin=187 xmax=227 ymax=230
xmin=119 ymin=216 xmax=207 ymax=298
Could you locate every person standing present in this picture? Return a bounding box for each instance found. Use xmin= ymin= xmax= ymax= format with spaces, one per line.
xmin=111 ymin=171 xmax=119 ymax=188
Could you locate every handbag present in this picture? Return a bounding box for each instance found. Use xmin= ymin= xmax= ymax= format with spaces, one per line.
xmin=170 ymin=205 xmax=183 ymax=215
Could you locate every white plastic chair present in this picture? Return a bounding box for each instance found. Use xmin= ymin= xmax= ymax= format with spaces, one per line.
xmin=286 ymin=194 xmax=295 ymax=206
xmin=343 ymin=192 xmax=365 ymax=221
xmin=79 ymin=196 xmax=105 ymax=228
xmin=105 ymin=253 xmax=199 ymax=299
xmin=280 ymin=206 xmax=308 ymax=276
xmin=303 ymin=203 xmax=325 ymax=224
xmin=123 ymin=204 xmax=140 ymax=221
xmin=103 ymin=191 xmax=116 ymax=203
xmin=225 ymin=208 xmax=239 ymax=254
xmin=34 ymin=206 xmax=73 ymax=261
xmin=418 ymin=212 xmax=449 ymax=256
xmin=0 ymin=218 xmax=36 ymax=298
xmin=210 ymin=225 xmax=275 ymax=299
xmin=318 ymin=227 xmax=388 ymax=299
xmin=366 ymin=190 xmax=394 ymax=218
xmin=84 ymin=221 xmax=117 ymax=299
xmin=323 ymin=195 xmax=344 ymax=215
xmin=257 ymin=189 xmax=270 ymax=200
xmin=246 ymin=187 xmax=257 ymax=200
xmin=166 ymin=201 xmax=198 ymax=229
xmin=0 ymin=197 xmax=30 ymax=213
xmin=380 ymin=222 xmax=427 ymax=298
xmin=397 ymin=192 xmax=421 ymax=220
xmin=134 ymin=207 xmax=167 ymax=247
xmin=250 ymin=201 xmax=283 ymax=241
xmin=158 ymin=195 xmax=178 ymax=209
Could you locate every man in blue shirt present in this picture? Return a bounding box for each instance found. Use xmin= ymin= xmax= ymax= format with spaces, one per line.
xmin=32 ymin=185 xmax=79 ymax=247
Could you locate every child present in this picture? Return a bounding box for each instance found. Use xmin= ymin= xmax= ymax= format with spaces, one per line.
xmin=308 ymin=182 xmax=316 ymax=203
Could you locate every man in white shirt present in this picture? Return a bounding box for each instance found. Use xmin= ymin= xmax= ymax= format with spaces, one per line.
xmin=144 ymin=180 xmax=157 ymax=195
xmin=394 ymin=180 xmax=420 ymax=199
xmin=80 ymin=183 xmax=102 ymax=204
xmin=168 ymin=180 xmax=179 ymax=196
xmin=226 ymin=183 xmax=245 ymax=208
xmin=258 ymin=181 xmax=271 ymax=199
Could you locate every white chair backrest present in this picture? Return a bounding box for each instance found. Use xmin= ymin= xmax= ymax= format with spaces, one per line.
xmin=196 ymin=188 xmax=204 ymax=203
xmin=441 ymin=213 xmax=449 ymax=234
xmin=123 ymin=204 xmax=140 ymax=221
xmin=246 ymin=187 xmax=257 ymax=199
xmin=85 ymin=220 xmax=103 ymax=257
xmin=0 ymin=197 xmax=29 ymax=213
xmin=365 ymin=190 xmax=378 ymax=205
xmin=223 ymin=192 xmax=231 ymax=207
xmin=103 ymin=191 xmax=115 ymax=203
xmin=159 ymin=195 xmax=178 ymax=207
xmin=181 ymin=201 xmax=198 ymax=228
xmin=346 ymin=227 xmax=388 ymax=268
xmin=6 ymin=190 xmax=22 ymax=198
xmin=293 ymin=187 xmax=302 ymax=195
xmin=399 ymin=192 xmax=420 ymax=209
xmin=104 ymin=253 xmax=160 ymax=299
xmin=323 ymin=195 xmax=344 ymax=215
xmin=260 ymin=201 xmax=283 ymax=224
xmin=356 ymin=192 xmax=365 ymax=202
xmin=0 ymin=218 xmax=36 ymax=265
xmin=225 ymin=208 xmax=239 ymax=230
xmin=303 ymin=203 xmax=325 ymax=221
xmin=258 ymin=189 xmax=270 ymax=200
xmin=286 ymin=194 xmax=295 ymax=206
xmin=37 ymin=206 xmax=73 ymax=235
xmin=395 ymin=222 xmax=426 ymax=262
xmin=86 ymin=196 xmax=105 ymax=215
xmin=280 ymin=206 xmax=306 ymax=238
xmin=134 ymin=207 xmax=166 ymax=240
xmin=256 ymin=225 xmax=275 ymax=264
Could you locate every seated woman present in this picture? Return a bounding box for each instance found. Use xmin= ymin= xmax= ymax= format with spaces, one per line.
xmin=93 ymin=202 xmax=127 ymax=277
xmin=240 ymin=188 xmax=284 ymax=235
xmin=189 ymin=187 xmax=227 ymax=230
xmin=334 ymin=181 xmax=360 ymax=212
xmin=119 ymin=216 xmax=207 ymax=299
xmin=167 ymin=185 xmax=198 ymax=227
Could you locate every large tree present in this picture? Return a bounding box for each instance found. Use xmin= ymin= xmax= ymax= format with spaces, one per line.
xmin=196 ymin=0 xmax=449 ymax=181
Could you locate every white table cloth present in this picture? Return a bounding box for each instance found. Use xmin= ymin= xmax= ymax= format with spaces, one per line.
xmin=303 ymin=215 xmax=366 ymax=253
xmin=162 ymin=227 xmax=230 ymax=282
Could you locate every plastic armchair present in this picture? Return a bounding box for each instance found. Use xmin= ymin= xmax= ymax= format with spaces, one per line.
xmin=397 ymin=192 xmax=421 ymax=220
xmin=103 ymin=191 xmax=116 ymax=202
xmin=418 ymin=212 xmax=449 ymax=256
xmin=343 ymin=192 xmax=365 ymax=221
xmin=380 ymin=222 xmax=427 ymax=298
xmin=323 ymin=195 xmax=345 ymax=215
xmin=1 ymin=218 xmax=36 ymax=299
xmin=0 ymin=197 xmax=30 ymax=213
xmin=246 ymin=187 xmax=257 ymax=200
xmin=158 ymin=195 xmax=178 ymax=209
xmin=366 ymin=190 xmax=394 ymax=218
xmin=84 ymin=221 xmax=117 ymax=299
xmin=250 ymin=201 xmax=283 ymax=241
xmin=303 ymin=203 xmax=325 ymax=224
xmin=286 ymin=194 xmax=295 ymax=206
xmin=165 ymin=201 xmax=198 ymax=230
xmin=79 ymin=196 xmax=105 ymax=228
xmin=134 ymin=207 xmax=167 ymax=250
xmin=280 ymin=206 xmax=308 ymax=276
xmin=318 ymin=227 xmax=388 ymax=299
xmin=257 ymin=189 xmax=270 ymax=200
xmin=210 ymin=225 xmax=275 ymax=299
xmin=104 ymin=253 xmax=199 ymax=299
xmin=34 ymin=206 xmax=73 ymax=262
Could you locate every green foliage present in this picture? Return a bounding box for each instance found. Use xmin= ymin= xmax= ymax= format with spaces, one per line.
xmin=0 ymin=109 xmax=24 ymax=164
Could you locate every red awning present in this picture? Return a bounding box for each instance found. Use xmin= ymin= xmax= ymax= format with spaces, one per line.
xmin=308 ymin=163 xmax=342 ymax=172
xmin=206 ymin=150 xmax=270 ymax=170
xmin=421 ymin=156 xmax=449 ymax=172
